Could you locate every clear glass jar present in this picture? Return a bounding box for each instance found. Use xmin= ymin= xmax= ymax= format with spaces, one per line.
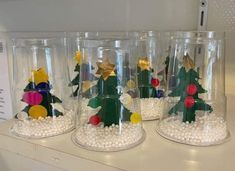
xmin=72 ymin=33 xmax=145 ymax=151
xmin=10 ymin=37 xmax=75 ymax=138
xmin=136 ymin=31 xmax=165 ymax=120
xmin=157 ymin=31 xmax=230 ymax=146
xmin=67 ymin=32 xmax=137 ymax=98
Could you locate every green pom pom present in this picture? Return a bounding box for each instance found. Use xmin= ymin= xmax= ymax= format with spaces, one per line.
xmin=88 ymin=97 xmax=101 ymax=108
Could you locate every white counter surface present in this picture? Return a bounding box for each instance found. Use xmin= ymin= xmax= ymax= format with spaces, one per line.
xmin=0 ymin=95 xmax=234 ymax=171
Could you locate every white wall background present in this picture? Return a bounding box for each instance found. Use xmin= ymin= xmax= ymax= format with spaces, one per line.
xmin=0 ymin=0 xmax=199 ymax=31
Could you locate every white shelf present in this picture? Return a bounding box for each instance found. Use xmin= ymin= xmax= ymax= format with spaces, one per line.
xmin=0 ymin=95 xmax=235 ymax=171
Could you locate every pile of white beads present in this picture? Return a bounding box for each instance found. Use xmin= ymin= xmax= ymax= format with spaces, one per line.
xmin=74 ymin=122 xmax=144 ymax=151
xmin=158 ymin=114 xmax=228 ymax=145
xmin=140 ymin=98 xmax=165 ymax=120
xmin=11 ymin=111 xmax=74 ymax=138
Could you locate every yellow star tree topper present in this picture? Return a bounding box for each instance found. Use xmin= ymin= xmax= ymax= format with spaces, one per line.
xmin=137 ymin=57 xmax=151 ymax=71
xmin=96 ymin=60 xmax=116 ymax=80
xmin=183 ymin=53 xmax=195 ymax=71
xmin=29 ymin=67 xmax=49 ymax=85
xmin=74 ymin=51 xmax=81 ymax=65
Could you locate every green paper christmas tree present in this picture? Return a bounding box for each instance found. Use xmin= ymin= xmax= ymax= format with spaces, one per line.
xmin=69 ymin=51 xmax=97 ymax=98
xmin=137 ymin=57 xmax=158 ymax=98
xmin=19 ymin=67 xmax=63 ymax=119
xmin=164 ymin=55 xmax=170 ymax=81
xmin=69 ymin=51 xmax=81 ymax=97
xmin=88 ymin=60 xmax=132 ymax=127
xmin=168 ymin=54 xmax=213 ymax=123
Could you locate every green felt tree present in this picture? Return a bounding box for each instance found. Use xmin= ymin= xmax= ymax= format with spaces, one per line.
xmin=88 ymin=61 xmax=132 ymax=127
xmin=164 ymin=55 xmax=170 ymax=81
xmin=137 ymin=57 xmax=158 ymax=98
xmin=69 ymin=51 xmax=81 ymax=97
xmin=168 ymin=54 xmax=213 ymax=123
xmin=69 ymin=63 xmax=80 ymax=97
xmin=19 ymin=67 xmax=63 ymax=119
xmin=69 ymin=51 xmax=97 ymax=98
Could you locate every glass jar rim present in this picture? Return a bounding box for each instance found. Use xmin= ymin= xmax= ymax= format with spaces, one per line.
xmin=132 ymin=31 xmax=161 ymax=39
xmin=172 ymin=31 xmax=225 ymax=40
xmin=73 ymin=31 xmax=138 ymax=40
xmin=12 ymin=37 xmax=64 ymax=47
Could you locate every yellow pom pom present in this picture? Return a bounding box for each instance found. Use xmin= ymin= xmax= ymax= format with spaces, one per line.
xmin=130 ymin=113 xmax=142 ymax=124
xmin=127 ymin=80 xmax=136 ymax=89
xmin=74 ymin=51 xmax=81 ymax=64
xmin=28 ymin=105 xmax=48 ymax=119
xmin=29 ymin=67 xmax=49 ymax=85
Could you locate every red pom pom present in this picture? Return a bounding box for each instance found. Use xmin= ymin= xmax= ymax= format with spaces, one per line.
xmin=186 ymin=84 xmax=197 ymax=95
xmin=184 ymin=96 xmax=195 ymax=108
xmin=89 ymin=115 xmax=101 ymax=125
xmin=151 ymin=78 xmax=160 ymax=87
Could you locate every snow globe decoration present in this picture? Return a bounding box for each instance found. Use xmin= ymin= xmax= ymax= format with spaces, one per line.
xmin=11 ymin=37 xmax=74 ymax=138
xmin=72 ymin=32 xmax=145 ymax=151
xmin=157 ymin=31 xmax=230 ymax=146
xmin=136 ymin=31 xmax=165 ymax=120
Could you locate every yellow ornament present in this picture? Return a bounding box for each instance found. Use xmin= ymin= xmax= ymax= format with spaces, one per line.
xmin=183 ymin=53 xmax=195 ymax=71
xmin=74 ymin=51 xmax=81 ymax=65
xmin=96 ymin=60 xmax=116 ymax=80
xmin=130 ymin=113 xmax=142 ymax=124
xmin=82 ymin=81 xmax=92 ymax=93
xmin=28 ymin=105 xmax=48 ymax=119
xmin=137 ymin=57 xmax=151 ymax=71
xmin=127 ymin=80 xmax=136 ymax=89
xmin=29 ymin=67 xmax=49 ymax=85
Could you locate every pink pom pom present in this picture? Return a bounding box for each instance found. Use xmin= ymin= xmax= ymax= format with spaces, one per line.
xmin=22 ymin=91 xmax=43 ymax=105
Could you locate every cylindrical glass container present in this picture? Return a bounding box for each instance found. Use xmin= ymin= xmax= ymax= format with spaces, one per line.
xmin=11 ymin=37 xmax=75 ymax=138
xmin=136 ymin=31 xmax=165 ymax=120
xmin=72 ymin=33 xmax=145 ymax=151
xmin=157 ymin=31 xmax=230 ymax=146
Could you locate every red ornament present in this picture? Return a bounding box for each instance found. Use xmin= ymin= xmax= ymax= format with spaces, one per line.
xmin=186 ymin=84 xmax=197 ymax=95
xmin=89 ymin=115 xmax=101 ymax=125
xmin=151 ymin=78 xmax=160 ymax=87
xmin=184 ymin=96 xmax=195 ymax=108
